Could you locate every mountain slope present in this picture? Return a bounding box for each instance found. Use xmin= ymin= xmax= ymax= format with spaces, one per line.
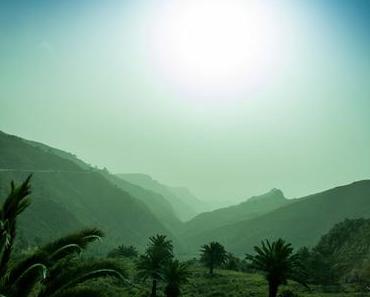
xmin=117 ymin=173 xmax=204 ymax=221
xmin=105 ymin=174 xmax=183 ymax=233
xmin=23 ymin=134 xmax=183 ymax=233
xmin=184 ymin=180 xmax=370 ymax=255
xmin=0 ymin=131 xmax=83 ymax=171
xmin=313 ymin=218 xmax=370 ymax=278
xmin=182 ymin=188 xmax=290 ymax=237
xmin=168 ymin=186 xmax=209 ymax=215
xmin=0 ymin=131 xmax=179 ymax=251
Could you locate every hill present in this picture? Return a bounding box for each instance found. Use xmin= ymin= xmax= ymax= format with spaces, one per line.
xmin=105 ymin=174 xmax=183 ymax=233
xmin=0 ymin=130 xmax=180 ymax=251
xmin=89 ymin=260 xmax=362 ymax=297
xmin=184 ymin=180 xmax=370 ymax=255
xmin=182 ymin=188 xmax=291 ymax=237
xmin=0 ymin=130 xmax=83 ymax=171
xmin=22 ymin=136 xmax=184 ymax=233
xmin=313 ymin=218 xmax=370 ymax=280
xmin=117 ymin=173 xmax=205 ymax=221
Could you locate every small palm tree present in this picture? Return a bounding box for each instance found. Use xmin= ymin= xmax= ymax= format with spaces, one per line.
xmin=246 ymin=238 xmax=307 ymax=297
xmin=137 ymin=234 xmax=173 ymax=297
xmin=0 ymin=176 xmax=127 ymax=297
xmin=200 ymin=241 xmax=227 ymax=275
xmin=162 ymin=259 xmax=191 ymax=297
xmin=108 ymin=244 xmax=139 ymax=258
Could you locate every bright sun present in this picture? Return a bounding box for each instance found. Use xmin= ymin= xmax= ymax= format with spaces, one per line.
xmin=148 ymin=0 xmax=286 ymax=98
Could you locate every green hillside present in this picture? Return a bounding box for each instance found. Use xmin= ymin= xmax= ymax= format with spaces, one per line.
xmin=0 ymin=131 xmax=83 ymax=171
xmin=184 ymin=180 xmax=370 ymax=255
xmin=313 ymin=218 xmax=370 ymax=279
xmin=105 ymin=174 xmax=183 ymax=233
xmin=0 ymin=131 xmax=179 ymax=251
xmin=86 ymin=260 xmax=367 ymax=297
xmin=183 ymin=188 xmax=290 ymax=237
xmin=24 ymin=133 xmax=184 ymax=233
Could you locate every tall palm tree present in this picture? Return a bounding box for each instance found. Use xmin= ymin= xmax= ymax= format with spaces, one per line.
xmin=136 ymin=234 xmax=173 ymax=297
xmin=162 ymin=259 xmax=191 ymax=297
xmin=0 ymin=176 xmax=127 ymax=297
xmin=200 ymin=242 xmax=227 ymax=275
xmin=246 ymin=238 xmax=307 ymax=297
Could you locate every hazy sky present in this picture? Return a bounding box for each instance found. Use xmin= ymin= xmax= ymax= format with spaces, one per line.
xmin=1 ymin=0 xmax=370 ymax=203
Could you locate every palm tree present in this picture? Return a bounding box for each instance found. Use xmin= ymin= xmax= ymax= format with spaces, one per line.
xmin=0 ymin=176 xmax=127 ymax=297
xmin=136 ymin=234 xmax=173 ymax=297
xmin=246 ymin=238 xmax=307 ymax=297
xmin=200 ymin=242 xmax=227 ymax=275
xmin=108 ymin=244 xmax=139 ymax=258
xmin=162 ymin=259 xmax=191 ymax=297
xmin=223 ymin=252 xmax=241 ymax=271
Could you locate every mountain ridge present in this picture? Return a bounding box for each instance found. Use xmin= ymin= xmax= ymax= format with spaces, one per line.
xmin=183 ymin=179 xmax=370 ymax=255
xmin=182 ymin=187 xmax=292 ymax=237
xmin=117 ymin=173 xmax=205 ymax=221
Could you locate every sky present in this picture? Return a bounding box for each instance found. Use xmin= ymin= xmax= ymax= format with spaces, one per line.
xmin=1 ymin=0 xmax=370 ymax=204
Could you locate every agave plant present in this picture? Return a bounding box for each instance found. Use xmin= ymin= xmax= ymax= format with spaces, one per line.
xmin=0 ymin=176 xmax=127 ymax=297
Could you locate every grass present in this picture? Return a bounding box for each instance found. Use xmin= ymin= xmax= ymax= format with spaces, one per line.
xmin=85 ymin=260 xmax=370 ymax=297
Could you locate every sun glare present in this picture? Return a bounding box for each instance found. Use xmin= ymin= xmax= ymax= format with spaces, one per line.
xmin=148 ymin=0 xmax=286 ymax=98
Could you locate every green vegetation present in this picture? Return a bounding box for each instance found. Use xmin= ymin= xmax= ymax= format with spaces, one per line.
xmin=246 ymin=239 xmax=306 ymax=297
xmin=0 ymin=176 xmax=125 ymax=297
xmin=108 ymin=244 xmax=139 ymax=259
xmin=297 ymin=218 xmax=370 ymax=286
xmin=137 ymin=234 xmax=174 ymax=296
xmin=200 ymin=241 xmax=227 ymax=275
xmin=162 ymin=259 xmax=191 ymax=297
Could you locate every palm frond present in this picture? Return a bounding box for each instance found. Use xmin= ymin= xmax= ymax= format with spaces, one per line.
xmin=7 ymin=263 xmax=47 ymax=297
xmin=41 ymin=228 xmax=104 ymax=256
xmin=40 ymin=259 xmax=127 ymax=297
xmin=52 ymin=287 xmax=105 ymax=297
xmin=0 ymin=176 xmax=32 ymax=279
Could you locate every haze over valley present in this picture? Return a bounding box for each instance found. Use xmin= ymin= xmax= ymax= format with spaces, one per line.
xmin=1 ymin=1 xmax=370 ymax=296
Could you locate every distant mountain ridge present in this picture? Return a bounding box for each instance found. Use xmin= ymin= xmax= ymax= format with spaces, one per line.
xmin=117 ymin=173 xmax=206 ymax=221
xmin=183 ymin=180 xmax=370 ymax=255
xmin=182 ymin=188 xmax=291 ymax=238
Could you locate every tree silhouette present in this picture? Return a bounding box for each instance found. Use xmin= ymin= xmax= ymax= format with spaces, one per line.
xmin=162 ymin=259 xmax=191 ymax=297
xmin=137 ymin=234 xmax=173 ymax=297
xmin=246 ymin=238 xmax=307 ymax=297
xmin=200 ymin=242 xmax=227 ymax=275
xmin=223 ymin=252 xmax=241 ymax=271
xmin=0 ymin=176 xmax=126 ymax=297
xmin=108 ymin=244 xmax=139 ymax=258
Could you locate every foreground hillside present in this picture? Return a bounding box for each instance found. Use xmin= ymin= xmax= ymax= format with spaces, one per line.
xmin=87 ymin=264 xmax=370 ymax=297
xmin=184 ymin=180 xmax=370 ymax=254
xmin=312 ymin=218 xmax=370 ymax=280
